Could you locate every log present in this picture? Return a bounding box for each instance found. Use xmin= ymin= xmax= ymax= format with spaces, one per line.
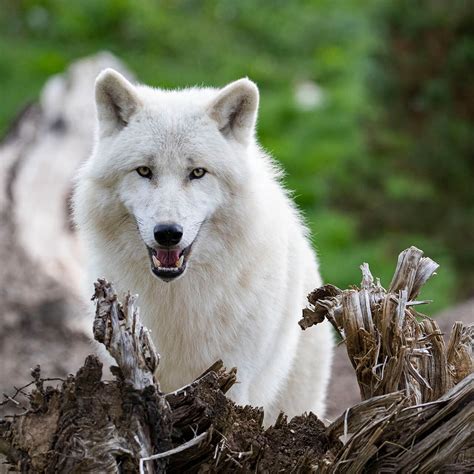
xmin=0 ymin=280 xmax=337 ymax=473
xmin=1 ymin=248 xmax=472 ymax=472
xmin=0 ymin=52 xmax=135 ymax=406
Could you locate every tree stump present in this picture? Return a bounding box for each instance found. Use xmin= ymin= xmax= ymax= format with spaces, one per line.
xmin=1 ymin=248 xmax=472 ymax=472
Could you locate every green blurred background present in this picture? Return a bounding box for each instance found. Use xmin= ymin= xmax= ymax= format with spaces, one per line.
xmin=1 ymin=0 xmax=473 ymax=312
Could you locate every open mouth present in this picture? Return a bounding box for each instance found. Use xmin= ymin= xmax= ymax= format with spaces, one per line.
xmin=147 ymin=244 xmax=192 ymax=281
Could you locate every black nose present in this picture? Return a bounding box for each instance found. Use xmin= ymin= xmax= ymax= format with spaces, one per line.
xmin=153 ymin=223 xmax=183 ymax=247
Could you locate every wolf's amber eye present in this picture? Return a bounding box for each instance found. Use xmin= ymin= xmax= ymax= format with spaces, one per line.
xmin=136 ymin=166 xmax=153 ymax=179
xmin=190 ymin=168 xmax=207 ymax=180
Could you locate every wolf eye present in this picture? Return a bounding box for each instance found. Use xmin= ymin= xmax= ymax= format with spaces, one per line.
xmin=137 ymin=166 xmax=153 ymax=178
xmin=190 ymin=168 xmax=207 ymax=180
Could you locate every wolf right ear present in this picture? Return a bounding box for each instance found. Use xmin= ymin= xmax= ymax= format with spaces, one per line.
xmin=208 ymin=78 xmax=259 ymax=145
xmin=95 ymin=69 xmax=141 ymax=137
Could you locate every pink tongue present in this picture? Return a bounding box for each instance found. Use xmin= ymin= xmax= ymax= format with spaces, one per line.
xmin=157 ymin=249 xmax=180 ymax=267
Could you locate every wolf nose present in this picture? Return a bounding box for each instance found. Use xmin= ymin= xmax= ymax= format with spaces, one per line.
xmin=154 ymin=223 xmax=183 ymax=247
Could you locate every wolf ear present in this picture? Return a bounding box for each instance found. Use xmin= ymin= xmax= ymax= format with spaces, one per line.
xmin=95 ymin=68 xmax=141 ymax=136
xmin=208 ymin=78 xmax=259 ymax=145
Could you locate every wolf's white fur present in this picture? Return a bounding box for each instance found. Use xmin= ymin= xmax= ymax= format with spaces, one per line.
xmin=73 ymin=69 xmax=333 ymax=423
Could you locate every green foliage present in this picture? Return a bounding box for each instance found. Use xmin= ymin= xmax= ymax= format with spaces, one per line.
xmin=0 ymin=0 xmax=466 ymax=312
xmin=332 ymin=0 xmax=474 ymax=298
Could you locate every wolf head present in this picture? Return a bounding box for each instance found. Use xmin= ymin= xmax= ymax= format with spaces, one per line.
xmin=75 ymin=69 xmax=260 ymax=283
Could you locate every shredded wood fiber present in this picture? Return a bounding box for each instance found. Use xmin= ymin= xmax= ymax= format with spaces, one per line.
xmin=300 ymin=246 xmax=473 ymax=471
xmin=1 ymin=246 xmax=472 ymax=472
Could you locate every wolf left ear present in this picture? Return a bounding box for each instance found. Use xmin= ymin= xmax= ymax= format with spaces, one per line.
xmin=208 ymin=78 xmax=259 ymax=145
xmin=95 ymin=68 xmax=141 ymax=137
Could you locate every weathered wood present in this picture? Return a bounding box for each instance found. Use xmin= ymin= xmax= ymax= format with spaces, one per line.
xmin=2 ymin=247 xmax=473 ymax=472
xmin=0 ymin=53 xmax=135 ymax=406
xmin=92 ymin=280 xmax=160 ymax=390
xmin=320 ymin=374 xmax=474 ymax=473
xmin=0 ymin=280 xmax=336 ymax=473
xmin=301 ymin=246 xmax=473 ymax=406
xmin=301 ymin=246 xmax=473 ymax=472
xmin=0 ymin=279 xmax=173 ymax=472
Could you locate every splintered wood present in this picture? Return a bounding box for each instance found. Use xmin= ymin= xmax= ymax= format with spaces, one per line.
xmin=1 ymin=247 xmax=472 ymax=472
xmin=321 ymin=373 xmax=474 ymax=473
xmin=300 ymin=246 xmax=473 ymax=405
xmin=300 ymin=245 xmax=473 ymax=472
xmin=93 ymin=279 xmax=160 ymax=390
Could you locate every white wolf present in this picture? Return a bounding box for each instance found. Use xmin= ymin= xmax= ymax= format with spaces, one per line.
xmin=73 ymin=69 xmax=333 ymax=423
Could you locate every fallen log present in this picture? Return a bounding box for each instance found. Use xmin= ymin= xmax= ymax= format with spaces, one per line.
xmin=1 ymin=247 xmax=472 ymax=472
xmin=0 ymin=52 xmax=135 ymax=401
